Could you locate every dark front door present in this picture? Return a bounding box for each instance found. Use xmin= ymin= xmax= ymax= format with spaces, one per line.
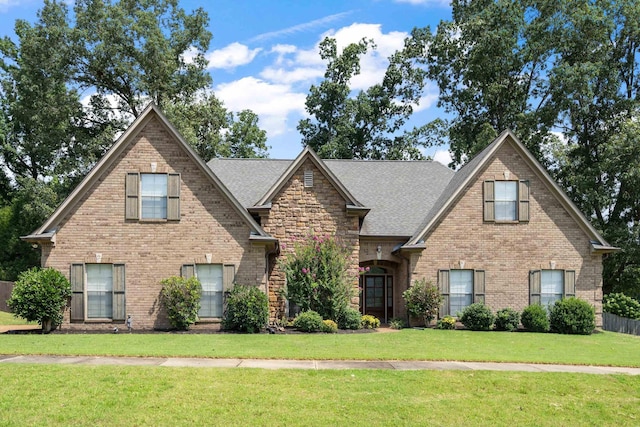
xmin=363 ymin=275 xmax=393 ymax=322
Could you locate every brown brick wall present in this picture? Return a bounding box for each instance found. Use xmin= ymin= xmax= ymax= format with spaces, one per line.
xmin=43 ymin=116 xmax=265 ymax=330
xmin=261 ymin=158 xmax=360 ymax=319
xmin=411 ymin=141 xmax=603 ymax=325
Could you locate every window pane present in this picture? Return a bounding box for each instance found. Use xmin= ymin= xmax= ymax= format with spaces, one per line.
xmin=450 ymin=270 xmax=473 ymax=315
xmin=87 ymin=264 xmax=113 ymax=318
xmin=198 ymin=265 xmax=223 ymax=318
xmin=494 ymin=181 xmax=517 ymax=221
xmin=141 ymin=174 xmax=167 ymax=219
xmin=541 ymin=270 xmax=563 ymax=308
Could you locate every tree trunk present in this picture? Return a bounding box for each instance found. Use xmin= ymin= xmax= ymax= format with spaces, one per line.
xmin=41 ymin=318 xmax=52 ymax=334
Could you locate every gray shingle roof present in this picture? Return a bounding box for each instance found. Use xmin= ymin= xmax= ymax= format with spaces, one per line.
xmin=207 ymin=157 xmax=455 ymax=237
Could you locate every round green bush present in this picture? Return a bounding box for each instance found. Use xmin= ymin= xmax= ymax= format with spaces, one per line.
xmin=338 ymin=307 xmax=362 ymax=330
xmin=521 ymin=304 xmax=550 ymax=332
xmin=293 ymin=310 xmax=324 ymax=332
xmin=494 ymin=307 xmax=521 ymax=332
xmin=603 ymin=293 xmax=640 ymax=320
xmin=361 ymin=314 xmax=380 ymax=329
xmin=222 ymin=285 xmax=269 ymax=333
xmin=436 ymin=315 xmax=456 ymax=330
xmin=159 ymin=276 xmax=202 ymax=330
xmin=460 ymin=303 xmax=495 ymax=331
xmin=321 ymin=319 xmax=338 ymax=333
xmin=8 ymin=267 xmax=71 ymax=333
xmin=549 ymin=297 xmax=595 ymax=335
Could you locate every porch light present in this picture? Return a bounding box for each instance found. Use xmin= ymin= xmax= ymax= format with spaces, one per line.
xmin=376 ymin=245 xmax=382 ymax=260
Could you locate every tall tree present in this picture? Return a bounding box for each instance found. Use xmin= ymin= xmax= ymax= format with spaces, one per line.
xmin=164 ymin=95 xmax=269 ymax=160
xmin=298 ymin=33 xmax=431 ymax=160
xmin=426 ymin=0 xmax=640 ymax=297
xmin=73 ymin=0 xmax=212 ymax=117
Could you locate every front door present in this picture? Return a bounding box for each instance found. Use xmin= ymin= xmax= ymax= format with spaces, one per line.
xmin=361 ymin=272 xmax=393 ymax=323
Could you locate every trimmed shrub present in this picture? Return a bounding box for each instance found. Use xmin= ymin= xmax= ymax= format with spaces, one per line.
xmin=389 ymin=317 xmax=405 ymax=330
xmin=549 ymin=297 xmax=595 ymax=335
xmin=293 ymin=310 xmax=324 ymax=332
xmin=603 ymin=293 xmax=640 ymax=320
xmin=8 ymin=267 xmax=71 ymax=333
xmin=361 ymin=314 xmax=380 ymax=329
xmin=460 ymin=303 xmax=494 ymax=331
xmin=223 ymin=285 xmax=269 ymax=333
xmin=494 ymin=308 xmax=521 ymax=332
xmin=321 ymin=319 xmax=338 ymax=333
xmin=521 ymin=304 xmax=549 ymax=332
xmin=159 ymin=276 xmax=202 ymax=330
xmin=402 ymin=278 xmax=443 ymax=327
xmin=436 ymin=315 xmax=456 ymax=330
xmin=338 ymin=307 xmax=362 ymax=330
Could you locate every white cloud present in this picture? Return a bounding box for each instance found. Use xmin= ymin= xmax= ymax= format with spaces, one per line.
xmin=394 ymin=0 xmax=451 ymax=6
xmin=259 ymin=66 xmax=324 ymax=85
xmin=433 ymin=149 xmax=452 ymax=166
xmin=206 ymin=42 xmax=262 ymax=70
xmin=249 ymin=11 xmax=353 ymax=43
xmin=215 ymin=77 xmax=307 ymax=137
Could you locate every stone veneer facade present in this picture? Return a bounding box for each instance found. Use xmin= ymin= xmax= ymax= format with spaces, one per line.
xmin=409 ymin=142 xmax=603 ymax=324
xmin=41 ymin=116 xmax=266 ymax=330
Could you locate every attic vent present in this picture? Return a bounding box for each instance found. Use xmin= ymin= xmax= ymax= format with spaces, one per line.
xmin=304 ymin=170 xmax=313 ymax=187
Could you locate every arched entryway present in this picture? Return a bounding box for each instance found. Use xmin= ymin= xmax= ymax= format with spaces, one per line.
xmin=359 ymin=265 xmax=394 ymax=323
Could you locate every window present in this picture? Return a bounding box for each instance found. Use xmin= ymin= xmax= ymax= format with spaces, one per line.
xmin=530 ymin=269 xmax=575 ymax=307
xmin=69 ymin=264 xmax=126 ymax=321
xmin=484 ymin=180 xmax=529 ymax=222
xmin=141 ymin=174 xmax=167 ymax=219
xmin=197 ymin=264 xmax=223 ymax=318
xmin=125 ymin=172 xmax=180 ymax=221
xmin=438 ymin=269 xmax=485 ymax=317
xmin=182 ymin=263 xmax=236 ymax=319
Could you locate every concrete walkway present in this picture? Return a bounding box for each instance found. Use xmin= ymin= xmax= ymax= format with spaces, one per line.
xmin=1 ymin=354 xmax=639 ymax=375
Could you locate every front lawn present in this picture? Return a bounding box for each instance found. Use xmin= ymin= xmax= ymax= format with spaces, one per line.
xmin=0 ymin=365 xmax=638 ymax=426
xmin=1 ymin=329 xmax=639 ymax=367
xmin=0 ymin=310 xmax=34 ymax=325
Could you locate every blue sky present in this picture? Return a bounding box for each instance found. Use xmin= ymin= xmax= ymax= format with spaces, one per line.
xmin=0 ymin=0 xmax=453 ymax=163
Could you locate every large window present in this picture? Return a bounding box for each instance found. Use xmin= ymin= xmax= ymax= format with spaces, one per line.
xmin=197 ymin=264 xmax=224 ymax=318
xmin=449 ymin=270 xmax=473 ymax=315
xmin=438 ymin=269 xmax=485 ymax=317
xmin=494 ymin=181 xmax=517 ymax=221
xmin=141 ymin=174 xmax=167 ymax=219
xmin=86 ymin=264 xmax=113 ymax=318
xmin=541 ymin=270 xmax=563 ymax=307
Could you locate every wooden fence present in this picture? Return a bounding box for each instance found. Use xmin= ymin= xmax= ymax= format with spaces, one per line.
xmin=603 ymin=312 xmax=640 ymax=336
xmin=0 ymin=281 xmax=14 ymax=312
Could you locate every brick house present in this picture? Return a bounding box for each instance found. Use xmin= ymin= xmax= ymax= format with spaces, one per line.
xmin=23 ymin=105 xmax=616 ymax=330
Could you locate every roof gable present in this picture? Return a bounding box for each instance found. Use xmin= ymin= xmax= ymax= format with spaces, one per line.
xmin=25 ymin=104 xmax=272 ymax=242
xmin=405 ymin=130 xmax=615 ymax=251
xmin=254 ymin=146 xmax=364 ymax=209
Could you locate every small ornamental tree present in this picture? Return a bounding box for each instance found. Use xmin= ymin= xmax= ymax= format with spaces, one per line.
xmin=8 ymin=267 xmax=71 ymax=333
xmin=280 ymin=233 xmax=355 ymax=321
xmin=403 ymin=278 xmax=443 ymax=327
xmin=159 ymin=276 xmax=202 ymax=330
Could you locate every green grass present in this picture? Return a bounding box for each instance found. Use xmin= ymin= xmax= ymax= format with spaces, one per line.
xmin=0 ymin=310 xmax=34 ymax=325
xmin=0 ymin=365 xmax=638 ymax=426
xmin=1 ymin=329 xmax=639 ymax=367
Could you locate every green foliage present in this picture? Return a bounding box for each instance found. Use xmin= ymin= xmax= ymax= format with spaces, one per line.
xmin=402 ymin=278 xmax=443 ymax=327
xmin=361 ymin=314 xmax=380 ymax=329
xmin=7 ymin=267 xmax=71 ymax=332
xmin=549 ymin=298 xmax=596 ymax=335
xmin=460 ymin=303 xmax=495 ymax=331
xmin=280 ymin=233 xmax=355 ymax=321
xmin=292 ymin=310 xmax=324 ymax=332
xmin=603 ymin=293 xmax=640 ymax=320
xmin=298 ymin=35 xmax=430 ymax=160
xmin=436 ymin=315 xmax=456 ymax=330
xmin=159 ymin=276 xmax=202 ymax=330
xmin=222 ymin=285 xmax=269 ymax=333
xmin=494 ymin=308 xmax=521 ymax=332
xmin=389 ymin=317 xmax=406 ymax=330
xmin=337 ymin=307 xmax=362 ymax=330
xmin=321 ymin=319 xmax=338 ymax=334
xmin=521 ymin=304 xmax=550 ymax=333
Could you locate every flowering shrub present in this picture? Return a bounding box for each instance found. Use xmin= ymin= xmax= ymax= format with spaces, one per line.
xmin=280 ymin=233 xmax=355 ymax=321
xmin=321 ymin=319 xmax=338 ymax=333
xmin=436 ymin=315 xmax=456 ymax=330
xmin=402 ymin=278 xmax=443 ymax=327
xmin=361 ymin=314 xmax=380 ymax=329
xmin=603 ymin=293 xmax=640 ymax=319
